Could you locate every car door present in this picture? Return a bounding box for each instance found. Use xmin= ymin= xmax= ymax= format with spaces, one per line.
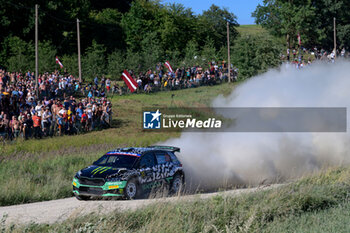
xmin=138 ymin=152 xmax=156 ymax=185
xmin=154 ymin=151 xmax=174 ymax=182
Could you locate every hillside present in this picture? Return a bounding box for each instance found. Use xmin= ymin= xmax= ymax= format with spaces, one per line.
xmin=237 ymin=24 xmax=266 ymax=35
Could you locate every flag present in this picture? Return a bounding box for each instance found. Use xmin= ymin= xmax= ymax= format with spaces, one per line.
xmin=121 ymin=70 xmax=138 ymax=93
xmin=297 ymin=33 xmax=301 ymax=46
xmin=56 ymin=56 xmax=64 ymax=68
xmin=164 ymin=61 xmax=173 ymax=73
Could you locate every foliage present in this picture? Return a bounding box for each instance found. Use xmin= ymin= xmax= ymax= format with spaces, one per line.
xmin=201 ymin=37 xmax=218 ymax=66
xmin=107 ymin=50 xmax=125 ymax=79
xmin=232 ymin=34 xmax=283 ymax=79
xmin=38 ymin=40 xmax=57 ymax=73
xmin=253 ymin=0 xmax=350 ymax=49
xmin=140 ymin=31 xmax=163 ymax=70
xmin=0 ymin=0 xmax=245 ymax=79
xmin=200 ymin=4 xmax=239 ymax=49
xmin=184 ymin=40 xmax=199 ymax=67
xmin=82 ymin=41 xmax=106 ymax=79
xmin=61 ymin=54 xmax=78 ymax=76
xmin=0 ymin=36 xmax=34 ymax=72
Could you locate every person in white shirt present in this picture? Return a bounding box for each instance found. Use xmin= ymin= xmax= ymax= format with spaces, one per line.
xmin=35 ymin=101 xmax=43 ymax=117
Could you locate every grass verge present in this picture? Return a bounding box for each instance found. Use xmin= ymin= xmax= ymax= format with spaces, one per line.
xmin=3 ymin=166 xmax=350 ymax=232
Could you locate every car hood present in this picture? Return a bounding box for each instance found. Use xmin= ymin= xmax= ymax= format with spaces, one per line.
xmin=79 ymin=165 xmax=124 ymax=179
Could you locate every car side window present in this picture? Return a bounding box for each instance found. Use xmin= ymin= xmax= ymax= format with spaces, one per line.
xmin=155 ymin=152 xmax=172 ymax=165
xmin=139 ymin=152 xmax=156 ymax=168
xmin=167 ymin=152 xmax=180 ymax=165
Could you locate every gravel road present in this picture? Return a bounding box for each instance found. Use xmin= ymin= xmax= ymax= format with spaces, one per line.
xmin=0 ymin=185 xmax=280 ymax=225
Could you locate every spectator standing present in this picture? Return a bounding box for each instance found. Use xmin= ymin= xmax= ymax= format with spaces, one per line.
xmin=32 ymin=112 xmax=41 ymax=139
xmin=106 ymin=78 xmax=111 ymax=93
xmin=23 ymin=114 xmax=33 ymax=140
xmin=42 ymin=107 xmax=52 ymax=136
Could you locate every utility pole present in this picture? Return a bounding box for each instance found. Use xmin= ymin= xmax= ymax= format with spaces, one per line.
xmin=227 ymin=21 xmax=231 ymax=83
xmin=35 ymin=4 xmax=39 ymax=97
xmin=333 ymin=17 xmax=337 ymax=59
xmin=77 ymin=18 xmax=82 ymax=83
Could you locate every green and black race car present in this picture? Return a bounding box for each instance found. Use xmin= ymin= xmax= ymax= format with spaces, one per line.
xmin=72 ymin=146 xmax=184 ymax=200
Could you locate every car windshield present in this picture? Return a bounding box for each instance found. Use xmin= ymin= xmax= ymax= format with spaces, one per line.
xmin=93 ymin=154 xmax=137 ymax=168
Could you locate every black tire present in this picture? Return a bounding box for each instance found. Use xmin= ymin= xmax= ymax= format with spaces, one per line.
xmin=125 ymin=178 xmax=140 ymax=200
xmin=74 ymin=194 xmax=90 ymax=201
xmin=171 ymin=173 xmax=184 ymax=194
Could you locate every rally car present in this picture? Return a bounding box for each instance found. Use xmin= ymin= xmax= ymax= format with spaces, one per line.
xmin=72 ymin=146 xmax=184 ymax=200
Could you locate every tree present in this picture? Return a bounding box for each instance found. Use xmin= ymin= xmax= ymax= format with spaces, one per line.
xmin=141 ymin=31 xmax=163 ymax=70
xmin=82 ymin=41 xmax=106 ymax=79
xmin=232 ymin=34 xmax=283 ymax=79
xmin=124 ymin=49 xmax=143 ymax=73
xmin=1 ymin=36 xmax=34 ymax=72
xmin=158 ymin=3 xmax=197 ymax=53
xmin=61 ymin=54 xmax=78 ymax=77
xmin=107 ymin=50 xmax=125 ymax=80
xmin=184 ymin=40 xmax=199 ymax=67
xmin=253 ymin=0 xmax=350 ymax=50
xmin=201 ymin=37 xmax=218 ymax=67
xmin=38 ymin=41 xmax=57 ymax=73
xmin=253 ymin=0 xmax=319 ymax=48
xmin=88 ymin=8 xmax=124 ymax=51
xmin=199 ymin=4 xmax=239 ymax=49
xmin=121 ymin=0 xmax=162 ymax=51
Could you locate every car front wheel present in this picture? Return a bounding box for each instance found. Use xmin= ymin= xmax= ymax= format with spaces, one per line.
xmin=125 ymin=178 xmax=139 ymax=200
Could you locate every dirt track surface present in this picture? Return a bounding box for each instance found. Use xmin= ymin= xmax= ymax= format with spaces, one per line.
xmin=0 ymin=185 xmax=280 ymax=225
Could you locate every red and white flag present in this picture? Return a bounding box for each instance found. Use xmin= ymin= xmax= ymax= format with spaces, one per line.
xmin=121 ymin=70 xmax=138 ymax=93
xmin=164 ymin=61 xmax=173 ymax=73
xmin=55 ymin=56 xmax=64 ymax=68
xmin=297 ymin=33 xmax=301 ymax=46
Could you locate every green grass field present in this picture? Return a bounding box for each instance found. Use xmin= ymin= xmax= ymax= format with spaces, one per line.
xmin=0 ymin=83 xmax=236 ymax=206
xmin=237 ymin=24 xmax=266 ymax=35
xmin=3 ymin=166 xmax=350 ymax=233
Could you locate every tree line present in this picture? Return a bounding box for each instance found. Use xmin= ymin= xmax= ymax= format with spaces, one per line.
xmin=0 ymin=0 xmax=283 ymax=80
xmin=253 ymin=0 xmax=350 ymax=50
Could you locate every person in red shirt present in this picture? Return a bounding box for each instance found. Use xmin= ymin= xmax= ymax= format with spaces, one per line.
xmin=81 ymin=111 xmax=88 ymax=132
xmin=32 ymin=112 xmax=42 ymax=139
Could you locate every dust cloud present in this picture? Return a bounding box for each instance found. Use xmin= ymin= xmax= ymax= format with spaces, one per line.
xmin=163 ymin=61 xmax=350 ymax=190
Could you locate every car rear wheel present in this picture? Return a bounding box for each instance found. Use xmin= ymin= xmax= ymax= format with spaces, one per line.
xmin=171 ymin=174 xmax=184 ymax=194
xmin=125 ymin=178 xmax=139 ymax=200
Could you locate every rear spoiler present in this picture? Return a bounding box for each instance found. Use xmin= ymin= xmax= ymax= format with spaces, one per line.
xmin=148 ymin=145 xmax=180 ymax=152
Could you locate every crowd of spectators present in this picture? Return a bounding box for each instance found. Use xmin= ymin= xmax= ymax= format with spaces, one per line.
xmin=0 ymin=69 xmax=112 ymax=141
xmin=125 ymin=62 xmax=237 ymax=94
xmin=283 ymin=47 xmax=349 ymax=69
xmin=0 ymin=61 xmax=235 ymax=141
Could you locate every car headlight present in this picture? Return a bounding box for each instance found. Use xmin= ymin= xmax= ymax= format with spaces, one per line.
xmin=74 ymin=170 xmax=82 ymax=178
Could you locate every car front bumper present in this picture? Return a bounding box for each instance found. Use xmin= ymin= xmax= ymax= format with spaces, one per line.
xmin=72 ymin=177 xmax=127 ymax=197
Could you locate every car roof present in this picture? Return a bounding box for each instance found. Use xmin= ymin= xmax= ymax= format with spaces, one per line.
xmin=106 ymin=146 xmax=180 ymax=157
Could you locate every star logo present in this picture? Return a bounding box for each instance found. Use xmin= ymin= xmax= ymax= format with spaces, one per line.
xmin=150 ymin=110 xmax=161 ymax=122
xmin=143 ymin=110 xmax=162 ymax=129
